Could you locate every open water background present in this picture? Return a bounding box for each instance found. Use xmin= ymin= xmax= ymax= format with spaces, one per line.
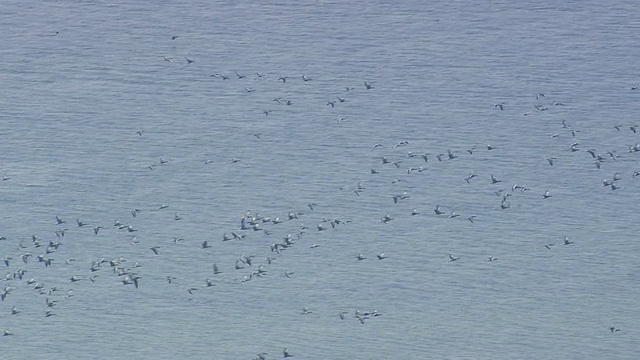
xmin=1 ymin=0 xmax=639 ymax=359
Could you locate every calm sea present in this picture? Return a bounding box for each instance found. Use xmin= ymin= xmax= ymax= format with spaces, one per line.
xmin=1 ymin=0 xmax=639 ymax=359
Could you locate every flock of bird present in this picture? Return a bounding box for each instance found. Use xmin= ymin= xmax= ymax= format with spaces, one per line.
xmin=2 ymin=33 xmax=638 ymax=359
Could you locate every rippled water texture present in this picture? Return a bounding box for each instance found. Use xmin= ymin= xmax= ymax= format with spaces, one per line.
xmin=1 ymin=1 xmax=639 ymax=359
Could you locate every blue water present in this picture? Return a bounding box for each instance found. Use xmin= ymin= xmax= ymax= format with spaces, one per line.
xmin=1 ymin=1 xmax=639 ymax=359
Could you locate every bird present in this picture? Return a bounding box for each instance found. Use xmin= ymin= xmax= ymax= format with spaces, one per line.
xmin=570 ymin=142 xmax=580 ymax=152
xmin=171 ymin=36 xmax=179 ymax=40
xmin=201 ymin=241 xmax=211 ymax=249
xmin=376 ymin=253 xmax=387 ymax=260
xmin=364 ymin=82 xmax=373 ymax=90
xmin=543 ymin=190 xmax=552 ymax=199
xmin=1 ymin=256 xmax=12 ymax=267
xmin=563 ymin=237 xmax=574 ymax=245
xmin=464 ymin=173 xmax=478 ymax=183
xmin=467 ymin=216 xmax=477 ymax=223
xmin=212 ymin=263 xmax=222 ymax=274
xmin=487 ymin=256 xmax=498 ymax=262
xmin=449 ymin=254 xmax=459 ymax=262
xmin=150 ymin=247 xmax=160 ymax=255
xmin=357 ymin=253 xmax=367 ymax=260
xmin=609 ymin=325 xmax=621 ymax=333
xmin=544 ymin=244 xmax=554 ymax=250
xmin=283 ymin=348 xmax=294 ymax=358
xmin=434 ymin=205 xmax=445 ymax=215
xmin=547 ymin=157 xmax=556 ymax=166
xmin=235 ymin=260 xmax=245 ymax=270
xmin=491 ymin=174 xmax=501 ymax=184
xmin=184 ymin=57 xmax=195 ymax=64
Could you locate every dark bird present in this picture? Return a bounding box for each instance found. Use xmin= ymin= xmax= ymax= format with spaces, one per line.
xmin=213 ymin=263 xmax=222 ymax=274
xmin=609 ymin=325 xmax=621 ymax=333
